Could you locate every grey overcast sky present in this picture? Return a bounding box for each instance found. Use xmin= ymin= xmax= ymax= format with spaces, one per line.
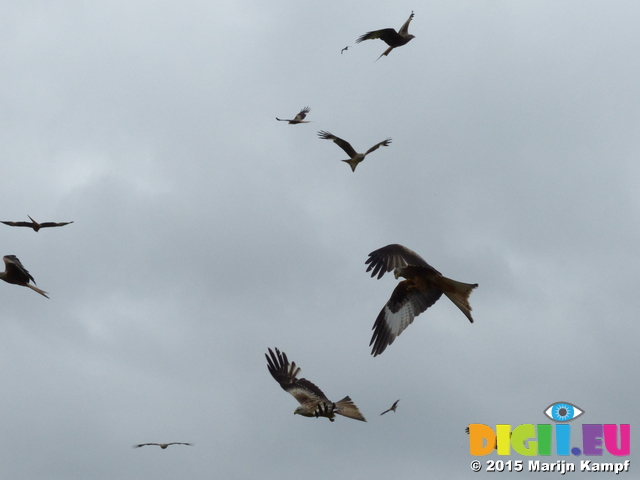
xmin=0 ymin=1 xmax=638 ymax=478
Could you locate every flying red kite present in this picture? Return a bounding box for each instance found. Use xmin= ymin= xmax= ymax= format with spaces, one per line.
xmin=0 ymin=255 xmax=49 ymax=298
xmin=318 ymin=130 xmax=391 ymax=172
xmin=380 ymin=399 xmax=400 ymax=416
xmin=133 ymin=443 xmax=192 ymax=449
xmin=276 ymin=107 xmax=310 ymax=124
xmin=1 ymin=216 xmax=73 ymax=232
xmin=266 ymin=348 xmax=366 ymax=422
xmin=356 ymin=12 xmax=415 ymax=61
xmin=366 ymin=244 xmax=477 ymax=356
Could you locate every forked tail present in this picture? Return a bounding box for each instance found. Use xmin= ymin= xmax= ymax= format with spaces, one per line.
xmin=341 ymin=159 xmax=358 ymax=172
xmin=335 ymin=396 xmax=367 ymax=422
xmin=437 ymin=276 xmax=477 ymax=323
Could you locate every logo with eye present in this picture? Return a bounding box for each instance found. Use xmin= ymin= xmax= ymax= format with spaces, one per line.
xmin=543 ymin=402 xmax=584 ymax=422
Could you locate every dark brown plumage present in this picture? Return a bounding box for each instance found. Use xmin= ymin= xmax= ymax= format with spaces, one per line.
xmin=0 ymin=255 xmax=48 ymax=298
xmin=380 ymin=399 xmax=400 ymax=415
xmin=276 ymin=107 xmax=310 ymax=124
xmin=318 ymin=130 xmax=391 ymax=172
xmin=356 ymin=12 xmax=415 ymax=61
xmin=366 ymin=244 xmax=477 ymax=356
xmin=1 ymin=216 xmax=73 ymax=232
xmin=266 ymin=348 xmax=366 ymax=422
xmin=133 ymin=443 xmax=192 ymax=449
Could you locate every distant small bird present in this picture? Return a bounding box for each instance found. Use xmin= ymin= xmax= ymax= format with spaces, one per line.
xmin=0 ymin=255 xmax=48 ymax=298
xmin=1 ymin=216 xmax=73 ymax=232
xmin=276 ymin=107 xmax=310 ymax=124
xmin=133 ymin=443 xmax=192 ymax=449
xmin=318 ymin=130 xmax=391 ymax=172
xmin=380 ymin=399 xmax=400 ymax=415
xmin=366 ymin=244 xmax=477 ymax=356
xmin=356 ymin=11 xmax=415 ymax=61
xmin=266 ymin=348 xmax=366 ymax=422
xmin=341 ymin=46 xmax=349 ymax=54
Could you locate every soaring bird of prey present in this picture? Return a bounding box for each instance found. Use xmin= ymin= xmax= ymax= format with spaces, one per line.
xmin=356 ymin=11 xmax=415 ymax=61
xmin=365 ymin=244 xmax=477 ymax=356
xmin=133 ymin=443 xmax=192 ymax=449
xmin=380 ymin=399 xmax=400 ymax=416
xmin=276 ymin=107 xmax=310 ymax=124
xmin=266 ymin=348 xmax=366 ymax=422
xmin=0 ymin=255 xmax=49 ymax=298
xmin=318 ymin=130 xmax=391 ymax=172
xmin=1 ymin=216 xmax=73 ymax=232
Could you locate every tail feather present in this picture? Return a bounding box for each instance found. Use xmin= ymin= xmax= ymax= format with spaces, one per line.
xmin=437 ymin=276 xmax=477 ymax=323
xmin=335 ymin=396 xmax=367 ymax=422
xmin=341 ymin=159 xmax=358 ymax=172
xmin=26 ymin=283 xmax=49 ymax=299
xmin=375 ymin=46 xmax=394 ymax=61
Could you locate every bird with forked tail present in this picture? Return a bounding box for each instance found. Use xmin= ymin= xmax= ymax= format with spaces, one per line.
xmin=365 ymin=244 xmax=477 ymax=356
xmin=318 ymin=130 xmax=391 ymax=172
xmin=266 ymin=348 xmax=366 ymax=422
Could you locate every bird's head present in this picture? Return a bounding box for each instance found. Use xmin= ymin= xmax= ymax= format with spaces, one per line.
xmin=393 ymin=268 xmax=402 ymax=279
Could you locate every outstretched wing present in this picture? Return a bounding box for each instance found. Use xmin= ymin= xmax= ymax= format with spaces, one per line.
xmin=1 ymin=221 xmax=34 ymax=228
xmin=133 ymin=443 xmax=159 ymax=448
xmin=356 ymin=28 xmax=403 ymax=47
xmin=3 ymin=255 xmax=36 ymax=284
xmin=167 ymin=443 xmax=192 ymax=446
xmin=364 ymin=138 xmax=392 ymax=156
xmin=370 ymin=280 xmax=443 ymax=356
xmin=266 ymin=348 xmax=328 ymax=405
xmin=318 ymin=131 xmax=358 ymax=158
xmin=398 ymin=11 xmax=414 ymax=36
xmin=365 ymin=244 xmax=440 ymax=279
xmin=39 ymin=221 xmax=74 ymax=228
xmin=293 ymin=107 xmax=310 ymax=122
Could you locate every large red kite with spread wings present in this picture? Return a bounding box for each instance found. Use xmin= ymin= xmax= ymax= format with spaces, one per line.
xmin=318 ymin=130 xmax=391 ymax=172
xmin=356 ymin=12 xmax=415 ymax=61
xmin=365 ymin=244 xmax=477 ymax=356
xmin=266 ymin=348 xmax=366 ymax=422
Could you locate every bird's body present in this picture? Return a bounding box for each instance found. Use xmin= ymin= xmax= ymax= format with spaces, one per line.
xmin=133 ymin=443 xmax=192 ymax=449
xmin=366 ymin=244 xmax=477 ymax=356
xmin=318 ymin=130 xmax=391 ymax=172
xmin=380 ymin=399 xmax=400 ymax=415
xmin=276 ymin=107 xmax=310 ymax=124
xmin=341 ymin=46 xmax=349 ymax=54
xmin=1 ymin=216 xmax=73 ymax=232
xmin=356 ymin=11 xmax=415 ymax=61
xmin=266 ymin=348 xmax=366 ymax=422
xmin=0 ymin=255 xmax=49 ymax=298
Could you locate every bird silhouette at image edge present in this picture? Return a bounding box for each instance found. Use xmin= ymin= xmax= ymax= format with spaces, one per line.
xmin=1 ymin=216 xmax=74 ymax=232
xmin=0 ymin=255 xmax=49 ymax=298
